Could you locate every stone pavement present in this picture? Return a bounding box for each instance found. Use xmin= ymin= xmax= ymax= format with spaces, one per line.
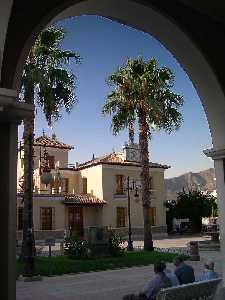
xmin=17 ymin=256 xmax=222 ymax=300
xmin=134 ymin=235 xmax=212 ymax=249
xmin=17 ymin=236 xmax=222 ymax=300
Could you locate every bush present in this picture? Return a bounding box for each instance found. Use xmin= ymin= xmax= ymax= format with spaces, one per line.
xmin=64 ymin=235 xmax=89 ymax=259
xmin=108 ymin=230 xmax=125 ymax=257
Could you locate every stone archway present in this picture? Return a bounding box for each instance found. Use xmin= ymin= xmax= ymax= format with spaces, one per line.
xmin=2 ymin=0 xmax=225 ymax=149
xmin=1 ymin=1 xmax=225 ymax=299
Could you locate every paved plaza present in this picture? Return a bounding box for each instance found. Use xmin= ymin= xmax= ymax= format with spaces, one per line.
xmin=17 ymin=236 xmax=222 ymax=300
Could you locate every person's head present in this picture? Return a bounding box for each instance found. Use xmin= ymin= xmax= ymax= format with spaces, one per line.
xmin=174 ymin=256 xmax=184 ymax=267
xmin=205 ymin=260 xmax=215 ymax=271
xmin=154 ymin=262 xmax=165 ymax=274
xmin=160 ymin=261 xmax=167 ymax=271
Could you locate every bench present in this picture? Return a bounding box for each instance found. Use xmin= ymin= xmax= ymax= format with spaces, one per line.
xmin=156 ymin=278 xmax=222 ymax=300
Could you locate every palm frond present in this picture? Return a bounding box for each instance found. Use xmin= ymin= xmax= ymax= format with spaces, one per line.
xmin=102 ymin=56 xmax=184 ymax=137
xmin=21 ymin=25 xmax=80 ymax=126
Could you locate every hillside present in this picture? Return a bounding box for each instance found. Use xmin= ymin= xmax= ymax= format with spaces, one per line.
xmin=165 ymin=168 xmax=216 ymax=200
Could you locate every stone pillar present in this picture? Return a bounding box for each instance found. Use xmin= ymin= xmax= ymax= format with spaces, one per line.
xmin=0 ymin=122 xmax=18 ymax=300
xmin=0 ymin=88 xmax=34 ymax=300
xmin=204 ymin=148 xmax=225 ymax=297
xmin=215 ymin=158 xmax=225 ymax=276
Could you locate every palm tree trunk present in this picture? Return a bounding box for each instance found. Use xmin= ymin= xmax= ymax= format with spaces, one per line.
xmin=21 ymin=82 xmax=36 ymax=276
xmin=128 ymin=119 xmax=134 ymax=144
xmin=138 ymin=109 xmax=154 ymax=251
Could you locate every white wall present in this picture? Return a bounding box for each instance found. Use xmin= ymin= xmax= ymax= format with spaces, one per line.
xmin=33 ymin=146 xmax=69 ymax=169
xmin=80 ymin=165 xmax=103 ymax=199
xmin=100 ymin=164 xmax=166 ymax=229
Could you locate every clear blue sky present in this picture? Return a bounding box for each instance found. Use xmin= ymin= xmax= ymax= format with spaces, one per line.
xmin=19 ymin=15 xmax=213 ymax=178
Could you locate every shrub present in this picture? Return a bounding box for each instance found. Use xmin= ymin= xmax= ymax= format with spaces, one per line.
xmin=64 ymin=235 xmax=89 ymax=259
xmin=108 ymin=230 xmax=125 ymax=257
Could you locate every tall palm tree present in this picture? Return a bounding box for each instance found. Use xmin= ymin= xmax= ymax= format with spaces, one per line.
xmin=103 ymin=57 xmax=183 ymax=251
xmin=20 ymin=26 xmax=80 ymax=275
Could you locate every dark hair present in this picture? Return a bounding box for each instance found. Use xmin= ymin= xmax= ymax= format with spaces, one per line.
xmin=174 ymin=256 xmax=184 ymax=263
xmin=154 ymin=262 xmax=165 ymax=273
xmin=160 ymin=261 xmax=166 ymax=270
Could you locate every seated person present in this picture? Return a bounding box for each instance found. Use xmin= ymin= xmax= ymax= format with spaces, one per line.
xmin=161 ymin=261 xmax=179 ymax=286
xmin=140 ymin=262 xmax=172 ymax=300
xmin=197 ymin=260 xmax=219 ymax=281
xmin=174 ymin=256 xmax=195 ymax=284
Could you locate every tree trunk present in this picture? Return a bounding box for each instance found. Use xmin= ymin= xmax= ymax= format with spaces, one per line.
xmin=21 ymin=82 xmax=36 ymax=276
xmin=128 ymin=119 xmax=134 ymax=144
xmin=138 ymin=109 xmax=154 ymax=251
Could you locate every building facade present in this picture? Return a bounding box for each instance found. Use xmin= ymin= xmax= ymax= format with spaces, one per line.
xmin=17 ymin=134 xmax=169 ymax=241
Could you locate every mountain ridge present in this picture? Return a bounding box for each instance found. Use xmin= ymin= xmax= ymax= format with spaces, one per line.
xmin=165 ymin=168 xmax=216 ymax=200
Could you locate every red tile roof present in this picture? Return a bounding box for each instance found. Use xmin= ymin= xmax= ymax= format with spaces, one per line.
xmin=34 ymin=135 xmax=74 ymax=150
xmin=64 ymin=194 xmax=106 ymax=205
xmin=76 ymin=152 xmax=169 ymax=170
xmin=17 ymin=193 xmax=106 ymax=206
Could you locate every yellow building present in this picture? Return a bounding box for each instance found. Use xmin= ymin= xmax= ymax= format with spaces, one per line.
xmin=17 ymin=133 xmax=169 ymax=241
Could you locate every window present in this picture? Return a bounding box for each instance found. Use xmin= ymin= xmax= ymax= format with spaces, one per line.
xmin=40 ymin=207 xmax=55 ymax=230
xmin=116 ymin=207 xmax=126 ymax=227
xmin=18 ymin=207 xmax=23 ymax=230
xmin=148 ymin=207 xmax=156 ymax=226
xmin=116 ymin=175 xmax=124 ymax=194
xmin=47 ymin=155 xmax=55 ymax=169
xmin=82 ymin=177 xmax=87 ymax=194
xmin=63 ymin=178 xmax=69 ymax=194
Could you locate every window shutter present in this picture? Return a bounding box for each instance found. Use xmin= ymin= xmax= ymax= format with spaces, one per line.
xmin=147 ymin=207 xmax=156 ymax=226
xmin=116 ymin=207 xmax=126 ymax=227
xmin=82 ymin=177 xmax=87 ymax=194
xmin=116 ymin=175 xmax=124 ymax=194
xmin=40 ymin=207 xmax=53 ymax=230
xmin=52 ymin=207 xmax=55 ymax=230
xmin=63 ymin=178 xmax=69 ymax=193
xmin=47 ymin=155 xmax=55 ymax=169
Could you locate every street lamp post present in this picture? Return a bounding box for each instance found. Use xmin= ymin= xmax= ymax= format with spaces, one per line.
xmin=126 ymin=176 xmax=133 ymax=251
xmin=125 ymin=177 xmax=141 ymax=251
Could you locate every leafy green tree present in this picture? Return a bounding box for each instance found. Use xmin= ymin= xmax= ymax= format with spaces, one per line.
xmin=166 ymin=189 xmax=217 ymax=233
xmin=20 ymin=26 xmax=80 ymax=275
xmin=102 ymin=57 xmax=183 ymax=250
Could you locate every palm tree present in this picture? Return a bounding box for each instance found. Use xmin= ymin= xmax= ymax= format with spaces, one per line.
xmin=103 ymin=57 xmax=183 ymax=251
xmin=20 ymin=26 xmax=80 ymax=275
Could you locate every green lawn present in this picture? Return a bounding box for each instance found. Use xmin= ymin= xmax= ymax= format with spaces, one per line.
xmin=17 ymin=251 xmax=182 ymax=276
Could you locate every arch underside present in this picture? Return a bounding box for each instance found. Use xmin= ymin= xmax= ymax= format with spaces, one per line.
xmin=1 ymin=0 xmax=225 ymax=150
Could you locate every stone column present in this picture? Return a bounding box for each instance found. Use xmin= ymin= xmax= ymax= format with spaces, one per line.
xmin=0 ymin=122 xmax=18 ymax=300
xmin=0 ymin=88 xmax=33 ymax=300
xmin=204 ymin=148 xmax=225 ymax=297
xmin=215 ymin=158 xmax=225 ymax=271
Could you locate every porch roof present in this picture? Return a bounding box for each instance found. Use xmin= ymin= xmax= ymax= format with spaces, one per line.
xmin=64 ymin=194 xmax=106 ymax=206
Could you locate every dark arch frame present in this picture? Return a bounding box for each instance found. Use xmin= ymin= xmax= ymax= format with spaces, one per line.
xmin=1 ymin=0 xmax=225 ymax=93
